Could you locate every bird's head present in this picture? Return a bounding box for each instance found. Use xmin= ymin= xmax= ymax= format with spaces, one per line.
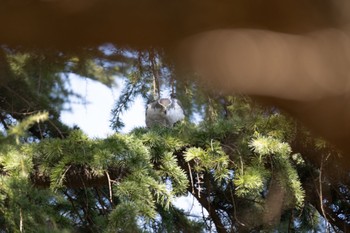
xmin=157 ymin=98 xmax=172 ymax=114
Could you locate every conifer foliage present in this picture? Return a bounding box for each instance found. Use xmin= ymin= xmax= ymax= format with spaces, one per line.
xmin=0 ymin=46 xmax=349 ymax=232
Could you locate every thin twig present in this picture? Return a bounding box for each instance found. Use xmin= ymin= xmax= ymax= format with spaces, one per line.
xmin=4 ymin=86 xmax=32 ymax=107
xmin=94 ymin=187 xmax=107 ymax=214
xmin=196 ymin=172 xmax=202 ymax=198
xmin=105 ymin=171 xmax=113 ymax=205
xmin=319 ymin=153 xmax=334 ymax=228
xmin=188 ymin=193 xmax=196 ymax=214
xmin=48 ymin=119 xmax=65 ymax=139
xmin=187 ymin=162 xmax=195 ymax=194
xmin=63 ymin=190 xmax=84 ymax=224
xmin=57 ymin=165 xmax=72 ymax=188
xmin=150 ymin=49 xmax=160 ymax=99
xmin=19 ymin=208 xmax=23 ymax=233
xmin=230 ymin=186 xmax=245 ymax=227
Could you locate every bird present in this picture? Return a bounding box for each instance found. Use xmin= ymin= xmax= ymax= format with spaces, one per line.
xmin=145 ymin=94 xmax=185 ymax=128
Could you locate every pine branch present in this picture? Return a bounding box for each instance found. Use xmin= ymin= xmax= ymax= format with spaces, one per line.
xmin=30 ymin=165 xmax=128 ymax=189
xmin=174 ymin=147 xmax=227 ymax=233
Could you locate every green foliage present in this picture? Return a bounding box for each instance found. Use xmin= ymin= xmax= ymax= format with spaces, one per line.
xmin=184 ymin=141 xmax=229 ymax=181
xmin=234 ymin=165 xmax=270 ymax=197
xmin=249 ymin=135 xmax=291 ymax=158
xmin=246 ymin=134 xmax=305 ymax=208
xmin=0 ymin=47 xmax=346 ymax=233
xmin=0 ymin=136 xmax=71 ymax=232
xmin=0 ymin=120 xmax=193 ymax=232
xmin=1 ymin=91 xmax=335 ymax=233
xmin=8 ymin=111 xmax=49 ymax=143
xmin=34 ymin=130 xmax=177 ymax=227
xmin=158 ymin=152 xmax=188 ymax=195
xmin=108 ymin=202 xmax=140 ymax=233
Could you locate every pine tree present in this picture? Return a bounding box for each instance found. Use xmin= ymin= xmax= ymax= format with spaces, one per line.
xmin=0 ymin=46 xmax=348 ymax=233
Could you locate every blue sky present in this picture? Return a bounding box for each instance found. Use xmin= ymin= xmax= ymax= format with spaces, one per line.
xmin=60 ymin=74 xmax=145 ymax=137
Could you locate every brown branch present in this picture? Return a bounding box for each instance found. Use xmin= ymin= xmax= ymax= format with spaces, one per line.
xmin=187 ymin=162 xmax=195 ymax=194
xmin=175 ymin=148 xmax=227 ymax=233
xmin=63 ymin=190 xmax=85 ymax=224
xmin=189 ymin=184 xmax=227 ymax=233
xmin=105 ymin=171 xmax=113 ymax=205
xmin=291 ymin=129 xmax=350 ymax=232
xmin=47 ymin=119 xmax=65 ymax=139
xmin=229 ymin=186 xmax=245 ymax=228
xmin=21 ymin=137 xmax=350 ymax=232
xmin=94 ymin=187 xmax=108 ymax=215
xmin=318 ymin=153 xmax=334 ymax=225
xmin=302 ymin=171 xmax=350 ymax=233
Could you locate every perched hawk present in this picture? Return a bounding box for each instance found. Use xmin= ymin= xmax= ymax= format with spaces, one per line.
xmin=145 ymin=95 xmax=185 ymax=127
